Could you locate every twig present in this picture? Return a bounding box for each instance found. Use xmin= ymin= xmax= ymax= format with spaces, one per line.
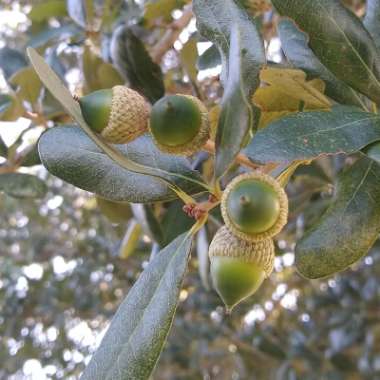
xmin=151 ymin=5 xmax=193 ymax=63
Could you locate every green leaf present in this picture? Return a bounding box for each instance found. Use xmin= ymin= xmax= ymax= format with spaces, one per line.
xmin=0 ymin=47 xmax=27 ymax=80
xmin=271 ymin=0 xmax=380 ymax=104
xmin=364 ymin=0 xmax=380 ymax=51
xmin=27 ymin=47 xmax=210 ymax=198
xmin=180 ymin=37 xmax=198 ymax=83
xmin=29 ymin=0 xmax=67 ymax=22
xmin=19 ymin=143 xmax=41 ymax=167
xmin=197 ymin=44 xmax=221 ymax=70
xmin=194 ymin=0 xmax=265 ymax=178
xmin=10 ymin=67 xmax=42 ymax=105
xmin=80 ymin=232 xmax=193 ymax=380
xmin=0 ymin=94 xmax=14 ymax=117
xmin=162 ymin=200 xmax=194 ymax=245
xmin=28 ymin=24 xmax=82 ymax=48
xmin=110 ymin=26 xmax=165 ymax=103
xmin=82 ymin=45 xmax=124 ymax=93
xmin=245 ymin=106 xmax=380 ymax=164
xmin=0 ymin=93 xmax=24 ymax=122
xmin=296 ymin=157 xmax=380 ymax=279
xmin=0 ymin=173 xmax=47 ymax=199
xmin=277 ymin=19 xmax=366 ymax=109
xmin=39 ymin=126 xmax=204 ymax=203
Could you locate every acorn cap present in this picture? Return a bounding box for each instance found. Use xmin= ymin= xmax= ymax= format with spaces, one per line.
xmin=149 ymin=94 xmax=210 ymax=156
xmin=209 ymin=226 xmax=275 ymax=277
xmin=221 ymin=171 xmax=288 ymax=242
xmin=209 ymin=226 xmax=275 ymax=311
xmin=101 ymin=86 xmax=150 ymax=144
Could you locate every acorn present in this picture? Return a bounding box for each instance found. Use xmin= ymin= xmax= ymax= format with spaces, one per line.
xmin=149 ymin=94 xmax=210 ymax=155
xmin=78 ymin=86 xmax=150 ymax=144
xmin=209 ymin=226 xmax=275 ymax=312
xmin=221 ymin=172 xmax=288 ymax=242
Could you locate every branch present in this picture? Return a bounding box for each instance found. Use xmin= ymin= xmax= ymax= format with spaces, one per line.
xmin=151 ymin=5 xmax=193 ymax=63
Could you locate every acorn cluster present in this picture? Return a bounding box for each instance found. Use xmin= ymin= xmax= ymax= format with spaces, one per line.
xmin=78 ymin=86 xmax=210 ymax=155
xmin=78 ymin=86 xmax=288 ymax=312
xmin=210 ymin=172 xmax=288 ymax=312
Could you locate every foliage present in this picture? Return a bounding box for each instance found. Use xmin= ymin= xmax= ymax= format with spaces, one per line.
xmin=1 ymin=0 xmax=380 ymax=379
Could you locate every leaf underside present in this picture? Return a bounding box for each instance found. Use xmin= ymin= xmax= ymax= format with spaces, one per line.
xmin=39 ymin=126 xmax=204 ymax=203
xmin=296 ymin=157 xmax=380 ymax=279
xmin=80 ymin=232 xmax=193 ymax=380
xmin=193 ymin=0 xmax=265 ymax=178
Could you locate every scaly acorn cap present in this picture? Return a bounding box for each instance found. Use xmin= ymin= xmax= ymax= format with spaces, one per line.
xmin=209 ymin=226 xmax=275 ymax=277
xmin=221 ymin=171 xmax=288 ymax=242
xmin=79 ymin=86 xmax=150 ymax=144
xmin=209 ymin=226 xmax=275 ymax=311
xmin=149 ymin=94 xmax=210 ymax=156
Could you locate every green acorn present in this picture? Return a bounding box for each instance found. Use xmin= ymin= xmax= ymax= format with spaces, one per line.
xmin=149 ymin=94 xmax=210 ymax=155
xmin=221 ymin=172 xmax=288 ymax=242
xmin=79 ymin=86 xmax=150 ymax=144
xmin=209 ymin=226 xmax=275 ymax=312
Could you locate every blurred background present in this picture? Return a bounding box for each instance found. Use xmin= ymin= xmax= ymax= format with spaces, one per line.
xmin=1 ymin=0 xmax=380 ymax=379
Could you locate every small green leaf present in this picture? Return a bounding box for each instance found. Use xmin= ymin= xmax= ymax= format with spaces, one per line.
xmin=80 ymin=232 xmax=193 ymax=380
xmin=38 ymin=126 xmax=204 ymax=203
xmin=110 ymin=26 xmax=165 ymax=103
xmin=10 ymin=67 xmax=42 ymax=105
xmin=162 ymin=200 xmax=194 ymax=245
xmin=0 ymin=173 xmax=47 ymax=199
xmin=277 ymin=19 xmax=366 ymax=109
xmin=0 ymin=93 xmax=24 ymax=122
xmin=29 ymin=0 xmax=67 ymax=22
xmin=364 ymin=0 xmax=380 ymax=51
xmin=197 ymin=44 xmax=221 ymax=70
xmin=19 ymin=143 xmax=41 ymax=167
xmin=180 ymin=37 xmax=198 ymax=83
xmin=0 ymin=47 xmax=27 ymax=80
xmin=245 ymin=106 xmax=380 ymax=164
xmin=296 ymin=157 xmax=380 ymax=278
xmin=0 ymin=94 xmax=14 ymax=117
xmin=82 ymin=45 xmax=124 ymax=93
xmin=28 ymin=24 xmax=82 ymax=48
xmin=271 ymin=0 xmax=380 ymax=104
xmin=194 ymin=0 xmax=265 ymax=178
